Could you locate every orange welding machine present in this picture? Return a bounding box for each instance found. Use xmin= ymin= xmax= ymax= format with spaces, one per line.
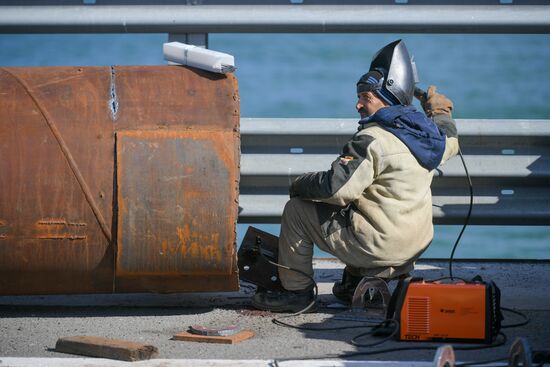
xmin=388 ymin=276 xmax=503 ymax=344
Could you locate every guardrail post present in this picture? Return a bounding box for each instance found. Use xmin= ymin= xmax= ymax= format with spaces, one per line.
xmin=168 ymin=33 xmax=208 ymax=48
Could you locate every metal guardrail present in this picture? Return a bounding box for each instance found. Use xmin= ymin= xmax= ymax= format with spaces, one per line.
xmin=2 ymin=3 xmax=548 ymax=226
xmin=1 ymin=5 xmax=550 ymax=34
xmin=239 ymin=118 xmax=550 ymax=225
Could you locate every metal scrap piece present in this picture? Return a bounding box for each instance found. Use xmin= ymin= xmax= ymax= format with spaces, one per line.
xmin=189 ymin=325 xmax=242 ymax=337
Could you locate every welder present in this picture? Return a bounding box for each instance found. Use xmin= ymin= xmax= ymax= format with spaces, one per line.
xmin=251 ymin=40 xmax=459 ymax=312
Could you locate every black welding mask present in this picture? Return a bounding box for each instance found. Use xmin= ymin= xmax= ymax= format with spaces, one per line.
xmin=357 ymin=40 xmax=417 ymax=106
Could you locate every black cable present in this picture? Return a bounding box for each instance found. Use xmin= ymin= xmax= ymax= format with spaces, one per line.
xmin=267 ymin=260 xmax=318 ymax=316
xmin=350 ymin=319 xmax=399 ymax=347
xmin=265 ymin=244 xmax=517 ymax=365
xmin=501 ymin=307 xmax=530 ymax=328
xmin=267 ymin=259 xmax=381 ymax=331
xmin=271 ymin=321 xmax=373 ymax=332
xmin=414 ymin=87 xmax=473 ymax=279
xmin=449 ymin=147 xmax=473 ymax=280
xmin=342 ymin=331 xmax=507 ymax=359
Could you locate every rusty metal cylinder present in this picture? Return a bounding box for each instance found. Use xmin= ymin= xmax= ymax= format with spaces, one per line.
xmin=0 ymin=66 xmax=240 ymax=295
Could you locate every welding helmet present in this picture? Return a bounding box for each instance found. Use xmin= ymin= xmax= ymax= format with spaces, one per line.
xmin=357 ymin=40 xmax=416 ymax=106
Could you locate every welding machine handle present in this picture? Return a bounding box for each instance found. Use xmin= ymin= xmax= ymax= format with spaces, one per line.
xmin=386 ymin=276 xmax=417 ymax=321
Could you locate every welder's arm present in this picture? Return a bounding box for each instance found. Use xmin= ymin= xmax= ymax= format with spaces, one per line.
xmin=416 ymin=85 xmax=459 ymax=164
xmin=289 ymin=134 xmax=376 ymax=207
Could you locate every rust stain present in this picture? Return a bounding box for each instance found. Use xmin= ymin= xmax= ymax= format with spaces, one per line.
xmin=0 ymin=219 xmax=6 ymax=239
xmin=176 ymin=225 xmax=223 ymax=264
xmin=183 ymin=191 xmax=210 ymax=198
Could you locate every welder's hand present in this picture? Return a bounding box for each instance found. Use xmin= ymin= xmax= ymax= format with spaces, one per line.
xmin=416 ymin=85 xmax=453 ymax=118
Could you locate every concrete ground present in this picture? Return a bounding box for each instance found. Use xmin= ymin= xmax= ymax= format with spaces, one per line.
xmin=1 ymin=259 xmax=549 ymax=366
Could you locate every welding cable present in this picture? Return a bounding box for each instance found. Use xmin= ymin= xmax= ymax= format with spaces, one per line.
xmin=449 ymin=147 xmax=474 ymax=280
xmin=267 ymin=260 xmax=379 ymax=331
xmin=267 ymin=260 xmax=318 ymax=317
xmin=349 ymin=319 xmax=399 ymax=347
xmin=342 ymin=331 xmax=507 ymax=360
xmin=500 ymin=307 xmax=530 ymax=328
xmin=415 ymin=85 xmax=473 ymax=280
xmin=421 ymin=280 xmax=530 ymax=327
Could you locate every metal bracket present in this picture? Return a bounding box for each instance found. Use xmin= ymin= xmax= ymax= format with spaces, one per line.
xmin=351 ymin=277 xmax=392 ymax=317
xmin=334 ymin=276 xmax=391 ymax=322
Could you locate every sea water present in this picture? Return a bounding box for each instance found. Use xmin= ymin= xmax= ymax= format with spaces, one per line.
xmin=1 ymin=33 xmax=549 ymax=259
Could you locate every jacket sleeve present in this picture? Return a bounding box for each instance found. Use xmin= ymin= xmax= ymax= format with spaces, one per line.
xmin=289 ymin=134 xmax=377 ymax=207
xmin=432 ymin=114 xmax=459 ymax=165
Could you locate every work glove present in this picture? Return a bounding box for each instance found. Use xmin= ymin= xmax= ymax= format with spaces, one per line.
xmin=416 ymin=85 xmax=453 ymax=118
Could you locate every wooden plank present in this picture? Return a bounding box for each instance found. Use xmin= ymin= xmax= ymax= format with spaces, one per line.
xmin=55 ymin=336 xmax=158 ymax=361
xmin=172 ymin=330 xmax=255 ymax=344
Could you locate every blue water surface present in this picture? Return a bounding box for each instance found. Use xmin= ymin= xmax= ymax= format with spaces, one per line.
xmin=1 ymin=33 xmax=549 ymax=259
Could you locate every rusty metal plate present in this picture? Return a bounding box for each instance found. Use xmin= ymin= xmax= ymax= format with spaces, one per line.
xmin=114 ymin=66 xmax=240 ymax=131
xmin=0 ymin=67 xmax=114 ymax=295
xmin=115 ymin=129 xmax=239 ymax=292
xmin=0 ymin=65 xmax=240 ymax=295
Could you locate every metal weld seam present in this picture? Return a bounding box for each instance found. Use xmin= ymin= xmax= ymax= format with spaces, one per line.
xmin=38 ymin=220 xmax=67 ymax=225
xmin=38 ymin=236 xmax=87 ymax=240
xmin=1 ymin=68 xmax=112 ymax=243
xmin=109 ymin=65 xmax=118 ymax=119
xmin=37 ymin=220 xmax=87 ymax=226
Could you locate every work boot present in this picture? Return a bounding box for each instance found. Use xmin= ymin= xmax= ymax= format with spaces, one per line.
xmin=251 ymin=285 xmax=315 ymax=313
xmin=332 ymin=267 xmax=364 ymax=304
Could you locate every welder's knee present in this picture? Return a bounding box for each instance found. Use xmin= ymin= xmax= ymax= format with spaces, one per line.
xmin=282 ymin=198 xmax=314 ymax=221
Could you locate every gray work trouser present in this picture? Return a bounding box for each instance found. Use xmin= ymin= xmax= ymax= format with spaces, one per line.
xmin=277 ymin=198 xmax=414 ymax=291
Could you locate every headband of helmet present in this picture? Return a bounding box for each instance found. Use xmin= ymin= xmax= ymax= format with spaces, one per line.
xmin=357 ymin=40 xmax=416 ymax=106
xmin=356 ymin=68 xmax=400 ymax=106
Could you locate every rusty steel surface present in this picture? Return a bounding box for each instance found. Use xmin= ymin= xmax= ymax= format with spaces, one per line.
xmin=115 ymin=130 xmax=239 ymax=293
xmin=0 ymin=65 xmax=240 ymax=295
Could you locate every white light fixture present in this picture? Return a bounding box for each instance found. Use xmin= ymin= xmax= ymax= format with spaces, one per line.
xmin=163 ymin=42 xmax=236 ymax=74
